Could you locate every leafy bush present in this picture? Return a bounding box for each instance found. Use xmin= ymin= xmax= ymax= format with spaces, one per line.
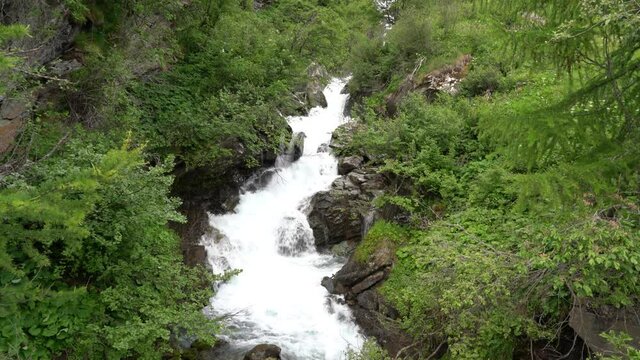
xmin=459 ymin=65 xmax=501 ymax=97
xmin=346 ymin=340 xmax=391 ymax=360
xmin=0 ymin=139 xmax=217 ymax=358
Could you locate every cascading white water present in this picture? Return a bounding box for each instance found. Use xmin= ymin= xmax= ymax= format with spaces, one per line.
xmin=204 ymin=79 xmax=363 ymax=359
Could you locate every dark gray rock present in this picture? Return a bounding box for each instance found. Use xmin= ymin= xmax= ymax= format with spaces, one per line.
xmin=2 ymin=0 xmax=79 ymax=67
xmin=242 ymin=169 xmax=280 ymax=193
xmin=305 ymin=62 xmax=329 ymax=109
xmin=330 ymin=241 xmax=356 ymax=258
xmin=330 ymin=121 xmax=361 ymax=152
xmin=243 ymin=344 xmax=281 ymax=360
xmin=324 ymin=241 xmax=412 ymax=358
xmin=307 ymin=82 xmax=328 ymax=109
xmin=307 ymin=167 xmax=385 ymax=249
xmin=356 ymin=289 xmax=379 ymax=311
xmin=338 ymin=155 xmax=364 ymax=175
xmin=321 ymin=276 xmax=335 ymax=294
xmin=317 ymin=143 xmax=330 ymax=153
xmin=292 ymin=132 xmax=305 ymax=161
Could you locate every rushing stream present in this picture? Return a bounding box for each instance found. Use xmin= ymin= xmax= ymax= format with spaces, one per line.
xmin=204 ymin=79 xmax=364 ymax=359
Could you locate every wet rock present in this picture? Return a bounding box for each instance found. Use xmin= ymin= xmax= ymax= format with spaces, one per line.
xmin=244 ymin=344 xmax=281 ymax=360
xmin=317 ymin=143 xmax=330 ymax=153
xmin=338 ymin=155 xmax=364 ymax=175
xmin=222 ymin=193 xmax=240 ymax=213
xmin=321 ymin=276 xmax=335 ymax=294
xmin=305 ymin=62 xmax=329 ymax=109
xmin=276 ymin=216 xmax=313 ymax=256
xmin=307 ymin=82 xmax=328 ymax=108
xmin=307 ymin=168 xmax=385 ymax=249
xmin=292 ymin=132 xmax=305 ymax=161
xmin=242 ymin=169 xmax=280 ymax=193
xmin=323 ymin=240 xmax=413 ymax=358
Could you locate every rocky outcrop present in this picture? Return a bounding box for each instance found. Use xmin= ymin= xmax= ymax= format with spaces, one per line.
xmin=2 ymin=1 xmax=79 ymax=67
xmin=569 ymin=305 xmax=640 ymax=356
xmin=322 ymin=241 xmax=413 ymax=357
xmin=171 ymin=124 xmax=292 ymax=266
xmin=243 ymin=344 xmax=282 ymax=360
xmin=288 ymin=62 xmax=329 ymax=115
xmin=0 ymin=0 xmax=81 ymax=153
xmin=384 ymin=55 xmax=472 ymax=116
xmin=307 ymin=168 xmax=385 ymax=250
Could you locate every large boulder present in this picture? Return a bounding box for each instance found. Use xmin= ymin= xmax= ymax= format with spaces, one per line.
xmin=569 ymin=305 xmax=640 ymax=356
xmin=384 ymin=54 xmax=472 ymax=116
xmin=243 ymin=344 xmax=281 ymax=360
xmin=306 ymin=168 xmax=385 ymax=249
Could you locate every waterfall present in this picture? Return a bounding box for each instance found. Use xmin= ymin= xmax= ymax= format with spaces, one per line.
xmin=204 ymin=79 xmax=363 ymax=359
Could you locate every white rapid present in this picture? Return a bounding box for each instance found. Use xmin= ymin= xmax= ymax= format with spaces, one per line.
xmin=204 ymin=79 xmax=363 ymax=359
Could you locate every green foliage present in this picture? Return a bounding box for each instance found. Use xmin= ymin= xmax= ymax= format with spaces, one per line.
xmin=599 ymin=331 xmax=640 ymax=360
xmin=354 ymin=221 xmax=408 ymax=263
xmin=346 ymin=339 xmax=391 ymax=360
xmin=459 ymin=64 xmax=502 ymax=97
xmin=339 ymin=1 xmax=640 ymax=358
xmin=0 ymin=138 xmax=217 ymax=359
xmin=489 ymin=0 xmax=640 ymax=140
xmin=63 ymin=0 xmax=90 ymax=22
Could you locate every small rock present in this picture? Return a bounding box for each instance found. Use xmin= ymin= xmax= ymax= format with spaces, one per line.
xmin=244 ymin=344 xmax=281 ymax=360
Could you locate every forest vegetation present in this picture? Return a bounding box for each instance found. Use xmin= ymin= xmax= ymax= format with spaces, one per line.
xmin=1 ymin=0 xmax=639 ymax=359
